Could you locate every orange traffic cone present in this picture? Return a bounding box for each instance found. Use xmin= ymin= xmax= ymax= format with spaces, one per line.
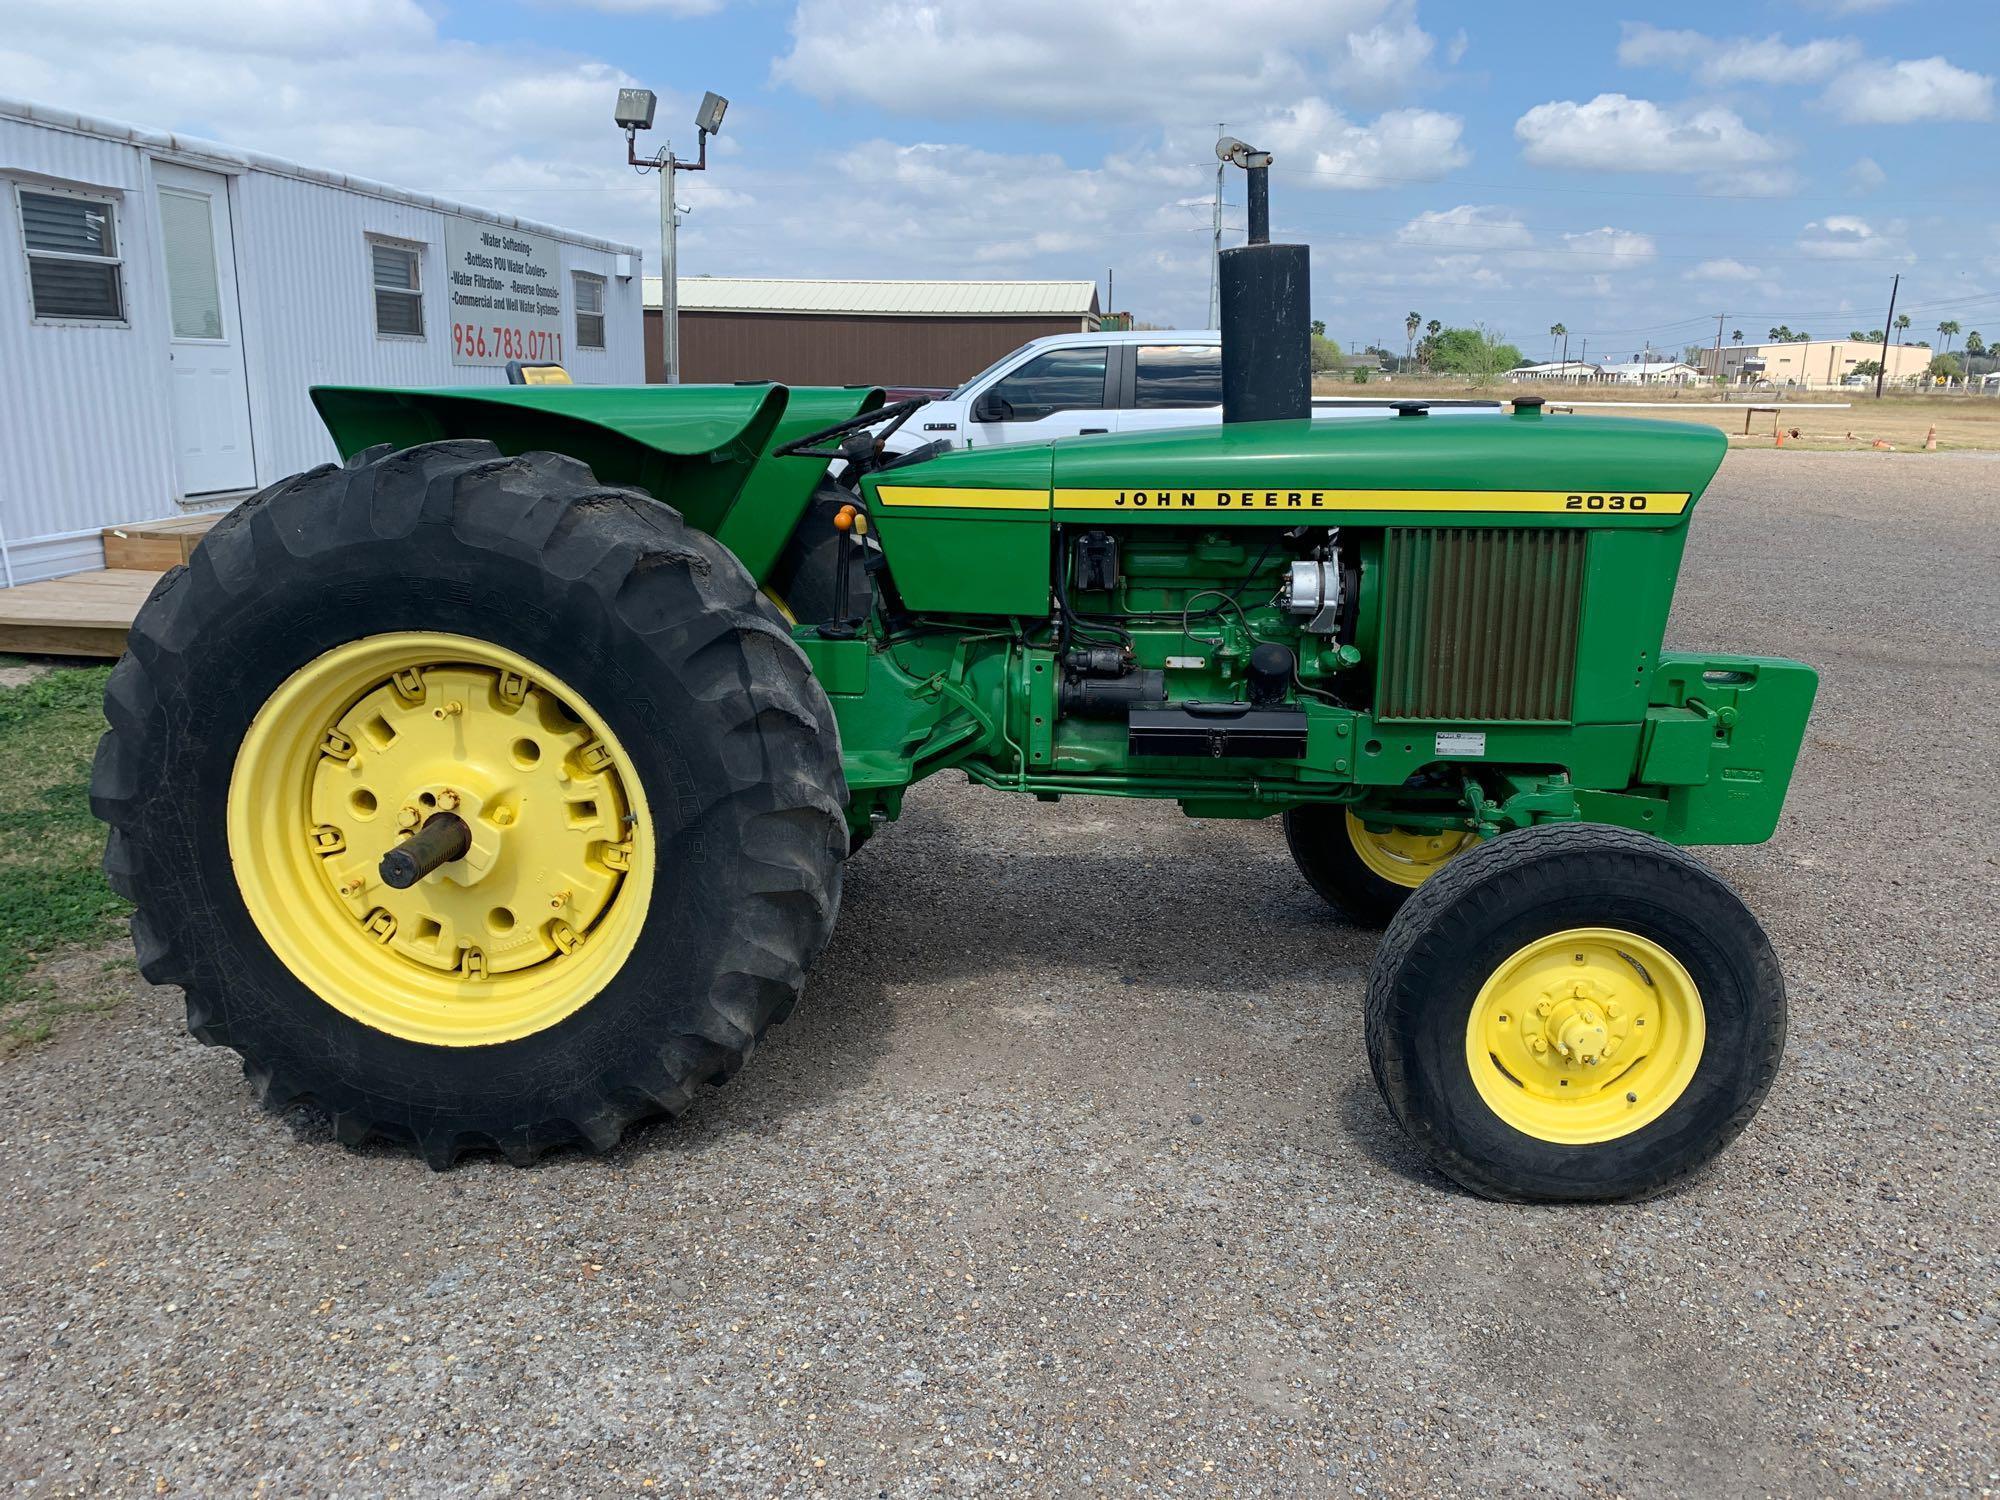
xmin=1924 ymin=425 xmax=1938 ymax=451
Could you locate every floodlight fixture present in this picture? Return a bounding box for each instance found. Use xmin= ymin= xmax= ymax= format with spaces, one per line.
xmin=614 ymin=88 xmax=658 ymax=132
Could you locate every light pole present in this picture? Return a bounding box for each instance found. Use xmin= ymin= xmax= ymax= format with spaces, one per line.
xmin=617 ymin=87 xmax=728 ymax=385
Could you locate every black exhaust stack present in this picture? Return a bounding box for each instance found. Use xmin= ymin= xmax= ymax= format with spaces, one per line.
xmin=1216 ymin=138 xmax=1310 ymax=425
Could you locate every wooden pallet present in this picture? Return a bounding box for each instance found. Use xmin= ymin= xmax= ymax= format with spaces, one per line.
xmin=0 ymin=569 xmax=164 ymax=658
xmin=101 ymin=513 xmax=221 ymax=571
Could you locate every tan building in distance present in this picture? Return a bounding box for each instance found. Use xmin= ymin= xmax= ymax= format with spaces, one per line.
xmin=1701 ymin=338 xmax=1933 ymax=390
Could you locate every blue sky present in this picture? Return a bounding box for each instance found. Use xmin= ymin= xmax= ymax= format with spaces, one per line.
xmin=9 ymin=0 xmax=1997 ymax=362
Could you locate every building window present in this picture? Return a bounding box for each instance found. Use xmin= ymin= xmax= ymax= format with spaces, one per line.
xmin=574 ymin=272 xmax=605 ymax=350
xmin=18 ymin=186 xmax=124 ymax=321
xmin=371 ymin=241 xmax=423 ymax=338
xmin=1134 ymin=344 xmax=1222 ymax=408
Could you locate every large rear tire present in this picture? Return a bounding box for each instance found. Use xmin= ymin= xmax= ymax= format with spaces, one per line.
xmin=92 ymin=441 xmax=848 ymax=1166
xmin=1365 ymin=823 xmax=1786 ymax=1202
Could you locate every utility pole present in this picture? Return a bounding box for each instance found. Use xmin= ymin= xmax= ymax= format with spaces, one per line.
xmin=659 ymin=145 xmax=679 ymax=384
xmin=1713 ymin=311 xmax=1726 ymax=392
xmin=1208 ymin=123 xmax=1224 ymax=330
xmin=1875 ymin=273 xmax=1899 ymax=400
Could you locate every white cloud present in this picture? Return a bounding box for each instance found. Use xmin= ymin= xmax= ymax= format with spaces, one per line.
xmin=0 ymin=0 xmax=734 ymax=268
xmin=773 ymin=0 xmax=1417 ymax=122
xmin=1389 ymin=206 xmax=1654 ymax=275
xmin=1515 ymin=93 xmax=1787 ymax=176
xmin=1828 ymin=56 xmax=1994 ymax=123
xmin=1689 ymin=258 xmax=1765 ymax=281
xmin=1846 ymin=156 xmax=1887 ymax=192
xmin=1254 ymin=101 xmax=1469 ymax=187
xmin=559 ymin=0 xmax=725 ymax=12
xmin=1795 ymin=215 xmax=1907 ymax=260
xmin=1396 ymin=205 xmax=1532 ymax=251
xmin=1618 ymin=24 xmax=1863 ymax=84
xmin=1331 ymin=21 xmax=1435 ymax=104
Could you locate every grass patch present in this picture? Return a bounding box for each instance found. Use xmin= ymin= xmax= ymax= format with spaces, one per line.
xmin=0 ymin=664 xmax=132 ymax=1052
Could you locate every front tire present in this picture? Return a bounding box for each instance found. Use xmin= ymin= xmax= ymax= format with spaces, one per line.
xmin=1364 ymin=823 xmax=1786 ymax=1202
xmin=92 ymin=441 xmax=848 ymax=1166
xmin=1283 ymin=805 xmax=1478 ymax=926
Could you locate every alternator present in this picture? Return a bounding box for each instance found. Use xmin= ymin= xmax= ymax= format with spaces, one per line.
xmin=1281 ymin=556 xmax=1343 ymax=634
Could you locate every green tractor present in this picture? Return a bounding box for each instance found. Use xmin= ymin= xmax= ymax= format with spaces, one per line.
xmin=91 ymin=211 xmax=1813 ymax=1203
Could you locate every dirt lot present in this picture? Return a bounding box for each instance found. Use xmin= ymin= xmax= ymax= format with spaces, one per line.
xmin=2 ymin=450 xmax=1996 ymax=1496
xmin=1315 ymin=379 xmax=2000 ymax=452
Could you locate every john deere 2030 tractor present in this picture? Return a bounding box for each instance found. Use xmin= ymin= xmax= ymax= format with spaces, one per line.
xmin=92 ymin=191 xmax=1814 ymax=1202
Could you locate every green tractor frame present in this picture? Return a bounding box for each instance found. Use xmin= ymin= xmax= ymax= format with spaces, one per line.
xmin=93 ymin=193 xmax=1813 ymax=1202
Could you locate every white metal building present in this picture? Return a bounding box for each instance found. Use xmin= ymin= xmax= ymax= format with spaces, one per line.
xmin=0 ymin=98 xmax=644 ymax=585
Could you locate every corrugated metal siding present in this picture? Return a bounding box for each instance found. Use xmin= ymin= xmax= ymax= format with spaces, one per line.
xmin=0 ymin=118 xmax=180 ymax=580
xmin=1376 ymin=528 xmax=1585 ymax=723
xmin=236 ymin=173 xmax=644 ymax=489
xmin=648 ymin=275 xmax=1100 ymax=318
xmin=2 ymin=109 xmax=642 ymax=585
xmin=660 ymin=309 xmax=1095 ymax=386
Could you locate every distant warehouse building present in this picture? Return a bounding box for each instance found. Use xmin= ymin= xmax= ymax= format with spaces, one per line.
xmin=1701 ymin=338 xmax=1931 ymax=390
xmin=0 ymin=97 xmax=642 ymax=584
xmin=645 ymin=276 xmax=1101 ymax=387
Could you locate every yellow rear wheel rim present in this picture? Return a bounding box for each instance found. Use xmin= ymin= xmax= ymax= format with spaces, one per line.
xmin=226 ymin=633 xmax=653 ymax=1047
xmin=1346 ymin=809 xmax=1479 ymax=889
xmin=1464 ymin=927 xmax=1705 ymax=1144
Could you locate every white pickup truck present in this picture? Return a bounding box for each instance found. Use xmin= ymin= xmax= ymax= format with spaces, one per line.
xmin=882 ymin=328 xmax=1499 ymax=454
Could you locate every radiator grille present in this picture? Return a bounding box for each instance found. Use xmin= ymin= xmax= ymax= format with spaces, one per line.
xmin=1376 ymin=528 xmax=1584 ymax=722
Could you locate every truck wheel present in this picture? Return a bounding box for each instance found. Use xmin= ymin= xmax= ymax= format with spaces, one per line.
xmin=92 ymin=440 xmax=848 ymax=1167
xmin=1364 ymin=824 xmax=1785 ymax=1202
xmin=1283 ymin=805 xmax=1479 ymax=925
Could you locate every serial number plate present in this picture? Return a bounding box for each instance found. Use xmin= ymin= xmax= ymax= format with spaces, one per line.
xmin=1436 ymin=731 xmax=1487 ymax=756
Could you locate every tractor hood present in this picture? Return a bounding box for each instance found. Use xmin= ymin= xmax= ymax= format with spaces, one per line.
xmin=1042 ymin=409 xmax=1729 ymax=525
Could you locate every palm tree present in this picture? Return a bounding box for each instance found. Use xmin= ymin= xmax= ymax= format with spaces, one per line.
xmin=1894 ymin=313 xmax=1910 ymax=344
xmin=1937 ymin=319 xmax=1960 ymax=355
xmin=1549 ymin=322 xmax=1566 ymax=365
xmin=1422 ymin=318 xmax=1441 ymax=373
xmin=1404 ymin=310 xmax=1420 ymax=367
xmin=1731 ymin=329 xmax=1743 ymax=344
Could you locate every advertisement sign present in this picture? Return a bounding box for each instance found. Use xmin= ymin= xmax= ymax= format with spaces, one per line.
xmin=443 ymin=218 xmax=565 ymax=367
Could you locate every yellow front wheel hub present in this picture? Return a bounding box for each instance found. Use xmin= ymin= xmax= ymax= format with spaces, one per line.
xmin=227 ymin=633 xmax=653 ymax=1047
xmin=1465 ymin=927 xmax=1705 ymax=1144
xmin=1346 ymin=810 xmax=1479 ymax=889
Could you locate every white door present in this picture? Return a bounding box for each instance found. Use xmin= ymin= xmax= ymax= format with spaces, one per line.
xmin=964 ymin=344 xmax=1113 ymax=447
xmin=155 ymin=163 xmax=256 ymax=496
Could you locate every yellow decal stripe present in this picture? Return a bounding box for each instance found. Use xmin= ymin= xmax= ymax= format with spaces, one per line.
xmin=1052 ymin=488 xmax=1690 ymax=516
xmin=874 ymin=486 xmax=1048 ymax=511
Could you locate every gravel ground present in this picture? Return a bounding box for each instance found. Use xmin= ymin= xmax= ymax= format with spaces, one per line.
xmin=2 ymin=450 xmax=1996 ymax=1497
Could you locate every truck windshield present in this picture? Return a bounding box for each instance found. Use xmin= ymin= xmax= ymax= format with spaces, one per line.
xmin=949 ymin=349 xmax=1035 ymax=400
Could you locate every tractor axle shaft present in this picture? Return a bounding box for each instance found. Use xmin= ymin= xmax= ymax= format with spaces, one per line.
xmin=379 ymin=812 xmax=471 ymax=889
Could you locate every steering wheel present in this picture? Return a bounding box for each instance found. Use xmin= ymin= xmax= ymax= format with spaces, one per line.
xmin=772 ymin=396 xmax=931 ymax=460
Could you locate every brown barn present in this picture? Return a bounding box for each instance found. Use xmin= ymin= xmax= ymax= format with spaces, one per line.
xmin=644 ymin=277 xmax=1101 ymax=387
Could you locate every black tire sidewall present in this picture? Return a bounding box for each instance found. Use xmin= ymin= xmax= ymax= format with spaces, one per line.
xmin=1373 ymin=829 xmax=1785 ymax=1202
xmin=120 ymin=457 xmax=841 ymax=1141
xmin=1282 ymin=804 xmax=1409 ymax=927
